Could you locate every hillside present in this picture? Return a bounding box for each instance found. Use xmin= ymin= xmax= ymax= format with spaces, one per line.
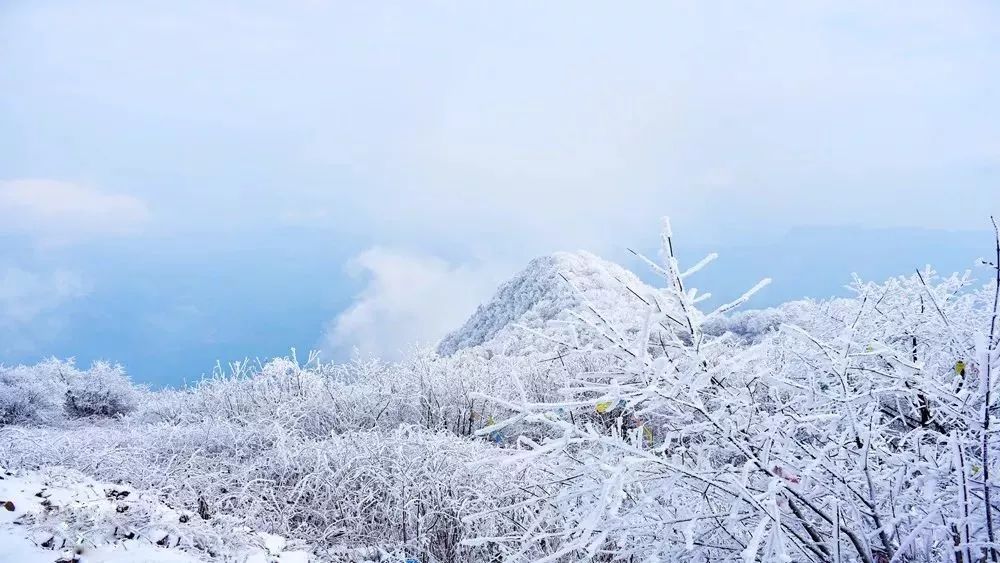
xmin=437 ymin=250 xmax=658 ymax=356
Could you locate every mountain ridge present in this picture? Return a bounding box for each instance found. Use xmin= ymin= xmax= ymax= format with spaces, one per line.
xmin=437 ymin=250 xmax=657 ymax=356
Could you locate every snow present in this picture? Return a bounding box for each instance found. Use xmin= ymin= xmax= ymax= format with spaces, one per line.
xmin=437 ymin=250 xmax=657 ymax=355
xmin=0 ymin=533 xmax=207 ymax=563
xmin=0 ymin=469 xmax=203 ymax=562
xmin=0 ymin=469 xmax=310 ymax=563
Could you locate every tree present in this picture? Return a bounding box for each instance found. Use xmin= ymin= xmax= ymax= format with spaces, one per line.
xmin=472 ymin=218 xmax=1000 ymax=563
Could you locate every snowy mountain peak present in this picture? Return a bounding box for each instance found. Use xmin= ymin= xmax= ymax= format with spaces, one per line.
xmin=437 ymin=251 xmax=654 ymax=355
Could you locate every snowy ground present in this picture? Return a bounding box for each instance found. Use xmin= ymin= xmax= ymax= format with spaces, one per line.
xmin=0 ymin=468 xmax=310 ymax=563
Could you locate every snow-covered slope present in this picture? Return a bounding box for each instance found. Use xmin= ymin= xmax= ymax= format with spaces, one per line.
xmin=0 ymin=468 xmax=310 ymax=563
xmin=437 ymin=251 xmax=657 ymax=355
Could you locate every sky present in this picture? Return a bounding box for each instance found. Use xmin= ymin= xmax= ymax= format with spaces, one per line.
xmin=1 ymin=1 xmax=998 ymax=386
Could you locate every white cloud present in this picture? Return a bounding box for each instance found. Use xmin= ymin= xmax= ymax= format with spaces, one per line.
xmin=0 ymin=266 xmax=90 ymax=354
xmin=293 ymin=2 xmax=995 ymax=247
xmin=321 ymin=248 xmax=508 ymax=359
xmin=0 ymin=180 xmax=151 ymax=243
xmin=5 ymin=2 xmax=998 ymax=250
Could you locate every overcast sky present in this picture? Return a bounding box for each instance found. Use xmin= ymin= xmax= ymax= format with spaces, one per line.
xmin=2 ymin=1 xmax=998 ymax=384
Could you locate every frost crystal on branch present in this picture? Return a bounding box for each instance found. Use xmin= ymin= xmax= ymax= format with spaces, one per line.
xmin=472 ymin=218 xmax=1000 ymax=563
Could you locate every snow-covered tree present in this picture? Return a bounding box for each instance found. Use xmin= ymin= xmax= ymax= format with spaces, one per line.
xmin=0 ymin=358 xmax=69 ymax=425
xmin=472 ymin=218 xmax=1000 ymax=563
xmin=64 ymin=360 xmax=139 ymax=418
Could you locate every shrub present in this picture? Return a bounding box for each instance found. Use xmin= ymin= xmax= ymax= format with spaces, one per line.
xmin=477 ymin=220 xmax=1000 ymax=563
xmin=64 ymin=360 xmax=139 ymax=419
xmin=0 ymin=358 xmax=70 ymax=425
xmin=0 ymin=421 xmax=557 ymax=562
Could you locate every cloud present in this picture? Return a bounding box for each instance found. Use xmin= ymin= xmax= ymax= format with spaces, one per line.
xmin=0 ymin=266 xmax=90 ymax=354
xmin=321 ymin=248 xmax=508 ymax=359
xmin=277 ymin=0 xmax=999 ymax=250
xmin=0 ymin=180 xmax=151 ymax=244
xmin=4 ymin=2 xmax=998 ymax=251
